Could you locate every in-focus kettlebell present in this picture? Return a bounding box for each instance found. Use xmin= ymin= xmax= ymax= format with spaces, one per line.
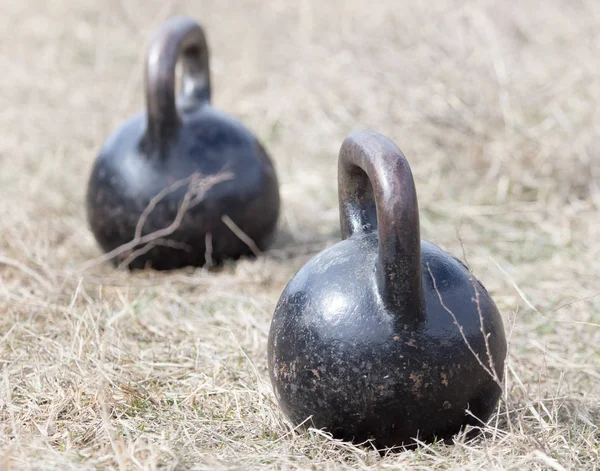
xmin=86 ymin=17 xmax=280 ymax=270
xmin=268 ymin=131 xmax=506 ymax=448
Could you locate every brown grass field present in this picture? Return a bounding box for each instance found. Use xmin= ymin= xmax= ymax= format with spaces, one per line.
xmin=1 ymin=0 xmax=599 ymax=469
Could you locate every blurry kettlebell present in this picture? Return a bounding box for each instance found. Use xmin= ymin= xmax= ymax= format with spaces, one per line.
xmin=268 ymin=131 xmax=506 ymax=448
xmin=86 ymin=17 xmax=280 ymax=270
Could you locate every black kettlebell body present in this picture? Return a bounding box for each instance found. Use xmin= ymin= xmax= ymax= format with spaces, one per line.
xmin=86 ymin=17 xmax=280 ymax=270
xmin=268 ymin=131 xmax=506 ymax=448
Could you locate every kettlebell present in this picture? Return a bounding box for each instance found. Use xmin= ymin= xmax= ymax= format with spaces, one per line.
xmin=268 ymin=131 xmax=507 ymax=448
xmin=86 ymin=17 xmax=280 ymax=270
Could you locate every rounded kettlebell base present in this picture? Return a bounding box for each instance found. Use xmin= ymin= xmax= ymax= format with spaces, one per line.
xmin=88 ymin=206 xmax=279 ymax=271
xmin=285 ymin=388 xmax=500 ymax=450
xmin=108 ymin=243 xmax=264 ymax=271
xmin=277 ymin=373 xmax=502 ymax=450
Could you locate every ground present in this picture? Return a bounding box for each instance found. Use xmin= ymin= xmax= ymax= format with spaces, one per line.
xmin=0 ymin=0 xmax=599 ymax=469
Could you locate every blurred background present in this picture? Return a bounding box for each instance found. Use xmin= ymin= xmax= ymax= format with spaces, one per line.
xmin=1 ymin=0 xmax=599 ymax=260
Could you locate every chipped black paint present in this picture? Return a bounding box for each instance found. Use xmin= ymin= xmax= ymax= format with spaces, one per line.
xmin=267 ymin=131 xmax=506 ymax=449
xmin=86 ymin=17 xmax=280 ymax=270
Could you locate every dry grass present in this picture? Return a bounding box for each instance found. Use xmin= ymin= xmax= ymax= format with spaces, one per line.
xmin=0 ymin=0 xmax=599 ymax=469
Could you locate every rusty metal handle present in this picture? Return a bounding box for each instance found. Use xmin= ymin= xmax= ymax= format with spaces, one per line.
xmin=144 ymin=16 xmax=211 ymax=156
xmin=338 ymin=131 xmax=424 ymax=314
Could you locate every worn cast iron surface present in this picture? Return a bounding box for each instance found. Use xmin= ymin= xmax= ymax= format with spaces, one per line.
xmin=86 ymin=17 xmax=280 ymax=270
xmin=267 ymin=131 xmax=507 ymax=448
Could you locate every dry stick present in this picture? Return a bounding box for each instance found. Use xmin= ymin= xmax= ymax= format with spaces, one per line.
xmin=221 ymin=215 xmax=262 ymax=257
xmin=272 ymin=416 xmax=317 ymax=445
xmin=204 ymin=233 xmax=213 ymax=269
xmin=427 ymin=264 xmax=502 ymax=388
xmin=496 ymin=307 xmax=518 ymax=437
xmin=455 ymin=225 xmax=517 ymax=435
xmin=523 ymin=450 xmax=568 ymax=471
xmin=490 ymin=256 xmax=538 ymax=313
xmin=132 ymin=176 xmax=197 ymax=241
xmin=554 ymin=291 xmax=600 ymax=313
xmin=80 ymin=171 xmax=233 ymax=271
xmin=456 ymin=232 xmax=503 ymax=386
xmin=307 ymin=427 xmax=370 ymax=454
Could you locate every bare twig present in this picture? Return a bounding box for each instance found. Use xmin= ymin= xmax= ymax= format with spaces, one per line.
xmin=456 ymin=231 xmax=503 ymax=386
xmin=427 ymin=264 xmax=502 ymax=387
xmin=221 ymin=215 xmax=262 ymax=257
xmin=80 ymin=171 xmax=233 ymax=271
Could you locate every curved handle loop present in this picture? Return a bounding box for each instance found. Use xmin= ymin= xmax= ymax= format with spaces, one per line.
xmin=145 ymin=16 xmax=211 ymax=156
xmin=338 ymin=131 xmax=424 ymax=315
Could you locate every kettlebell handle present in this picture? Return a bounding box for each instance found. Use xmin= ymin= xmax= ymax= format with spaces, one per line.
xmin=145 ymin=17 xmax=211 ymax=156
xmin=338 ymin=131 xmax=424 ymax=316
